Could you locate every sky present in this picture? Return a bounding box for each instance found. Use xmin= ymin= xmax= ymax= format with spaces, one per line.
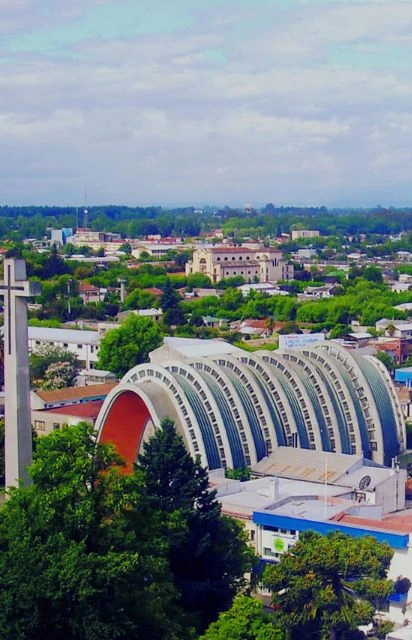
xmin=2 ymin=0 xmax=412 ymax=207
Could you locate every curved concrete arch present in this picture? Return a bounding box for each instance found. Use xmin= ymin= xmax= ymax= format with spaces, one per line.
xmin=188 ymin=358 xmax=257 ymax=467
xmin=318 ymin=343 xmax=384 ymax=463
xmin=163 ymin=360 xmax=234 ymax=468
xmin=364 ymin=355 xmax=406 ymax=452
xmin=280 ymin=349 xmax=343 ymax=453
xmin=120 ymin=363 xmax=211 ymax=467
xmin=95 ymin=383 xmax=159 ymax=472
xmin=299 ymin=346 xmax=363 ymax=456
xmin=211 ymin=354 xmax=275 ymax=458
xmin=259 ymin=352 xmax=322 ymax=450
xmin=235 ymin=352 xmax=296 ymax=447
xmin=93 ymin=342 xmax=405 ymax=473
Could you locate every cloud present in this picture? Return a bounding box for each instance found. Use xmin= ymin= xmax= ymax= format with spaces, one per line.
xmin=1 ymin=0 xmax=412 ymax=205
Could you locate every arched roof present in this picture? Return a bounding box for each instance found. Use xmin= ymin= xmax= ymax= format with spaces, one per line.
xmin=95 ymin=343 xmax=405 ymax=470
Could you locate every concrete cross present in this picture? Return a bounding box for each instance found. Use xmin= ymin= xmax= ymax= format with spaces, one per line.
xmin=0 ymin=259 xmax=40 ymax=488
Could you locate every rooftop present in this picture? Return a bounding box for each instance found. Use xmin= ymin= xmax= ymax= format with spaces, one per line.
xmin=34 ymin=382 xmax=116 ymax=405
xmin=151 ymin=337 xmax=244 ymax=362
xmin=78 ymin=281 xmax=100 ymax=292
xmin=28 ymin=326 xmax=100 ymax=345
xmin=252 ymin=446 xmax=363 ymax=484
xmin=42 ymin=399 xmax=104 ymax=419
xmin=337 ymin=512 xmax=412 ymax=534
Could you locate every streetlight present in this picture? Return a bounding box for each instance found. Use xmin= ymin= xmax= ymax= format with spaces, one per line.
xmin=67 ymin=278 xmax=72 ymax=319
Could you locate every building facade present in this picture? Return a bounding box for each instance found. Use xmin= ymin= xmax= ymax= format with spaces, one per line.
xmin=291 ymin=229 xmax=320 ymax=240
xmin=28 ymin=326 xmax=100 ymax=369
xmin=185 ymin=245 xmax=293 ymax=283
xmin=95 ymin=338 xmax=405 ymax=472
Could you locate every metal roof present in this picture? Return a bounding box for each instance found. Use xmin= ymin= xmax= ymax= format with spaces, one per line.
xmin=28 ymin=326 xmax=100 ymax=345
xmin=253 ymin=446 xmax=362 ymax=484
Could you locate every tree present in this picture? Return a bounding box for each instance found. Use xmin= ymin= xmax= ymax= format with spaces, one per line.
xmin=263 ymin=530 xmax=393 ymax=640
xmin=29 ymin=345 xmax=79 ymax=389
xmin=124 ymin=288 xmax=157 ymax=311
xmin=160 ymin=278 xmax=184 ymax=326
xmin=0 ymin=423 xmax=185 ymax=640
xmin=0 ymin=418 xmax=4 ymax=486
xmin=376 ymin=350 xmax=395 ymax=373
xmin=137 ymin=418 xmax=255 ymax=633
xmin=97 ymin=314 xmax=163 ymax=377
xmin=200 ymin=595 xmax=284 ymax=640
xmin=329 ymin=324 xmax=349 ymax=339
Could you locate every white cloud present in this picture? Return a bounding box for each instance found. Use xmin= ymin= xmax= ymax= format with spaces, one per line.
xmin=1 ymin=0 xmax=412 ymax=204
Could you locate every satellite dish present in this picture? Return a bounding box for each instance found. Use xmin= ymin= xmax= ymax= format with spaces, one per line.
xmin=358 ymin=475 xmax=372 ymax=491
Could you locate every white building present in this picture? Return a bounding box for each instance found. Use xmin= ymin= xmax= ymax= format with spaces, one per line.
xmin=117 ymin=308 xmax=163 ymax=323
xmin=186 ymin=245 xmax=293 ymax=284
xmin=28 ymin=326 xmax=100 ymax=369
xmin=237 ymin=282 xmax=289 ymax=297
xmin=132 ymin=243 xmax=188 ymax=259
xmin=214 ymin=447 xmax=411 ymax=625
xmin=291 ymin=229 xmax=320 ymax=240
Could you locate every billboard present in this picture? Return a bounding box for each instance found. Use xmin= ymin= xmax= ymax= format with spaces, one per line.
xmin=279 ymin=333 xmax=325 ymax=350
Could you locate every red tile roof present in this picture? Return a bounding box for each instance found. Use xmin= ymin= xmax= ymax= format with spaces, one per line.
xmin=242 ymin=319 xmax=270 ymax=329
xmin=43 ymin=400 xmax=103 ymax=419
xmin=144 ymin=287 xmax=163 ymax=296
xmin=35 ymin=382 xmax=117 ymax=404
xmin=79 ymin=281 xmax=100 ymax=293
xmin=336 ymin=513 xmax=412 ymax=534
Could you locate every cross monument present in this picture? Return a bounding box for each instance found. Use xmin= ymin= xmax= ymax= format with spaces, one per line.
xmin=0 ymin=259 xmax=40 ymax=487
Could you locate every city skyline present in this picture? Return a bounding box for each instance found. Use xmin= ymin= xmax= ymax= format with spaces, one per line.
xmin=2 ymin=0 xmax=412 ymax=207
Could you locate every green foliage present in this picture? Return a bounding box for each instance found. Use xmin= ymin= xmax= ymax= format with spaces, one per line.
xmin=28 ymin=318 xmax=62 ymax=328
xmin=394 ymin=575 xmax=411 ymax=594
xmin=123 ymin=288 xmax=157 ymax=310
xmin=225 ymin=467 xmax=252 ymax=481
xmin=97 ymin=314 xmax=163 ymax=377
xmin=263 ymin=530 xmax=393 ymax=640
xmin=137 ymin=418 xmax=256 ymax=633
xmin=161 ymin=279 xmax=185 ymax=326
xmin=329 ymin=324 xmax=350 ymax=339
xmin=0 ymin=423 xmax=184 ymax=640
xmin=29 ymin=345 xmax=80 ymax=389
xmin=0 ymin=419 xmax=4 ymax=486
xmin=200 ymin=595 xmax=284 ymax=640
xmin=376 ymin=350 xmax=395 ymax=373
xmin=186 ymin=273 xmax=212 ymax=290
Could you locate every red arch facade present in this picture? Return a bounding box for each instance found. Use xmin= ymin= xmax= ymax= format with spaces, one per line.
xmin=98 ymin=390 xmax=152 ymax=473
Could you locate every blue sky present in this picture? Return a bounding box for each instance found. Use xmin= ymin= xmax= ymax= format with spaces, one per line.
xmin=2 ymin=0 xmax=412 ymax=206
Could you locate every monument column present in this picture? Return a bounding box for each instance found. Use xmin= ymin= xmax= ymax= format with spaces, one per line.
xmin=0 ymin=259 xmax=40 ymax=487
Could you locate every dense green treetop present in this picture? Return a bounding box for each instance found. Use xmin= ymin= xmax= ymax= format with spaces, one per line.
xmin=0 ymin=424 xmax=185 ymax=640
xmin=97 ymin=314 xmax=163 ymax=377
xmin=0 ymin=204 xmax=411 ymax=242
xmin=137 ymin=418 xmax=256 ymax=634
xmin=263 ymin=530 xmax=393 ymax=640
xmin=200 ymin=595 xmax=283 ymax=640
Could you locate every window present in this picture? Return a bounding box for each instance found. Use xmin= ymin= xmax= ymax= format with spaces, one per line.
xmin=34 ymin=420 xmax=45 ymax=431
xmin=250 ymin=530 xmax=255 ymax=542
xmin=53 ymin=423 xmax=60 ymax=431
xmin=63 ymin=343 xmax=68 ymax=348
xmin=77 ymin=344 xmax=82 ymax=349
